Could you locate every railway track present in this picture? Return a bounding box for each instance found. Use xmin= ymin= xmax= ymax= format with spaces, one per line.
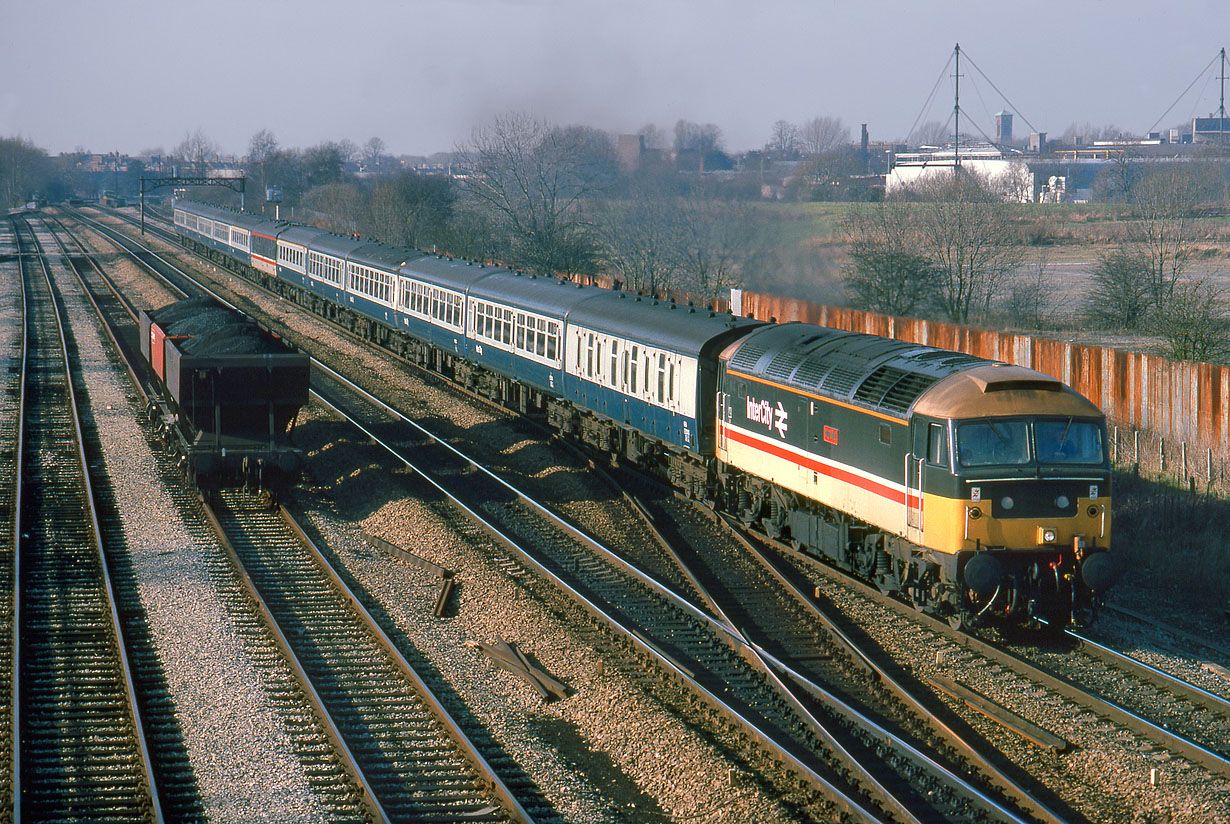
xmin=0 ymin=220 xmax=23 ymax=817
xmin=10 ymin=216 xmax=162 ymax=820
xmin=202 ymin=490 xmax=536 ymax=822
xmin=306 ymin=359 xmax=1047 ymax=823
xmin=598 ymin=469 xmax=1069 ymax=823
xmin=746 ymin=528 xmax=1230 ymax=805
xmin=43 ymin=211 xmax=538 ymax=822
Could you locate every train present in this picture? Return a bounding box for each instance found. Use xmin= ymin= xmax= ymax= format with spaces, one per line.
xmin=170 ymin=198 xmax=1116 ymax=627
xmin=139 ymin=296 xmax=311 ymax=497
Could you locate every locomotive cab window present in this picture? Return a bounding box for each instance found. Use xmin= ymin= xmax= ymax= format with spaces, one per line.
xmin=926 ymin=422 xmax=949 ymax=467
xmin=956 ymin=419 xmax=1030 ymax=467
xmin=1035 ymin=418 xmax=1104 ymax=464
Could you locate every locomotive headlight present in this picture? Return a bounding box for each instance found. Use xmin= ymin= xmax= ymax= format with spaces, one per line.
xmin=968 ymin=507 xmax=982 ymax=520
xmin=1037 ymin=527 xmax=1058 ymax=544
xmin=1000 ymin=496 xmax=1014 ymax=511
xmin=1055 ymin=495 xmax=1070 ymax=510
xmin=1087 ymin=505 xmax=1100 ymax=518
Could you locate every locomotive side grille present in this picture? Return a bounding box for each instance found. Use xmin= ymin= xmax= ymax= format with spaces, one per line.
xmin=852 ymin=365 xmax=910 ymax=405
xmin=880 ymin=372 xmax=940 ymax=413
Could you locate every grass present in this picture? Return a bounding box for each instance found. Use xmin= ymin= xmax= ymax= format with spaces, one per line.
xmin=1110 ymin=471 xmax=1230 ymax=610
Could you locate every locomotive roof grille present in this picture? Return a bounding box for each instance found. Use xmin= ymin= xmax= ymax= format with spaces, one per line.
xmin=982 ymin=378 xmax=1062 ymax=393
xmin=729 ymin=342 xmax=769 ymax=372
xmin=792 ymin=358 xmax=829 ymax=389
xmin=765 ymin=351 xmax=805 ymax=382
xmin=820 ymin=365 xmax=864 ymax=395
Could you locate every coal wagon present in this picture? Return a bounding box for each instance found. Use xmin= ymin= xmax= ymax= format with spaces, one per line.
xmin=139 ymin=297 xmax=311 ymax=497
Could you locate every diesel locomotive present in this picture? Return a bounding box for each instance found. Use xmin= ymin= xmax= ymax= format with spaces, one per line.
xmin=716 ymin=323 xmax=1114 ymax=627
xmin=170 ymin=198 xmax=1115 ymax=626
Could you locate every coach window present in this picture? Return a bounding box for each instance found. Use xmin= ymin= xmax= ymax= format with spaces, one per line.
xmin=927 ymin=422 xmax=949 ymax=468
xmin=629 ymin=345 xmax=639 ymax=393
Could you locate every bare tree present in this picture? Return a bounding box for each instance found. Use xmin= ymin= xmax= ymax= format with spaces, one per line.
xmin=0 ymin=137 xmax=53 ymax=208
xmin=1130 ymin=168 xmax=1201 ymax=308
xmin=799 ymin=116 xmax=850 ymax=156
xmin=637 ymin=123 xmax=668 ymax=151
xmin=366 ymin=173 xmax=454 ymax=249
xmin=909 ymin=171 xmax=1025 ymax=323
xmin=1151 ymin=278 xmax=1230 ymax=362
xmin=1082 ymin=248 xmax=1152 ymax=329
xmin=911 ymin=120 xmax=951 ymax=147
xmin=174 ymin=128 xmax=217 ymax=176
xmin=459 ymin=112 xmax=615 ymax=275
xmin=337 ymin=139 xmax=359 ymax=166
xmin=673 ymin=120 xmax=723 ymax=155
xmin=1060 ymin=122 xmax=1132 ymax=144
xmin=767 ymin=120 xmax=800 ymax=159
xmin=247 ymin=129 xmax=279 ymax=195
xmin=248 ymin=129 xmax=278 ymax=164
xmin=674 ymin=192 xmax=757 ymax=297
xmin=591 ymin=176 xmax=683 ymax=295
xmin=843 ymin=201 xmax=942 ymax=316
xmin=362 ymin=136 xmax=388 ymax=170
xmin=301 ymin=182 xmax=364 ymax=234
xmin=301 ymin=142 xmax=348 ymax=189
xmin=1093 ymin=149 xmax=1141 ymax=203
xmin=1003 ymin=247 xmax=1065 ymax=329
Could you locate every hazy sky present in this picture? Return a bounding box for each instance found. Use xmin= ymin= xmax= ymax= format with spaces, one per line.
xmin=3 ymin=0 xmax=1228 ymax=157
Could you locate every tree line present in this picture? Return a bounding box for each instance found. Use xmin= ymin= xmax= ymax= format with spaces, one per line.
xmin=228 ymin=115 xmax=774 ymax=301
xmin=843 ymin=165 xmax=1230 ymax=362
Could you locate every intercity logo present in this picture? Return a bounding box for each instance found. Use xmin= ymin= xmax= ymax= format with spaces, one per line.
xmin=746 ymin=395 xmax=789 ymax=438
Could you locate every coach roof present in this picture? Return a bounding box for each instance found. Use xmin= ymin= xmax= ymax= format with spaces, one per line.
xmin=568 ymin=292 xmax=761 ymax=356
xmin=467 ymin=269 xmax=606 ymax=318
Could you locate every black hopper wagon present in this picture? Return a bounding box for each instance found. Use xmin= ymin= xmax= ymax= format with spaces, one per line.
xmin=139 ymin=298 xmax=311 ymax=498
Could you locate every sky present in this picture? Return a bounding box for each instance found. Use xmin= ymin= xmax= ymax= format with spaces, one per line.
xmin=3 ymin=0 xmax=1229 ymax=158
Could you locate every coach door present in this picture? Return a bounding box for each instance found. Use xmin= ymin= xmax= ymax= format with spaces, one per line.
xmin=906 ymin=421 xmax=928 ymax=542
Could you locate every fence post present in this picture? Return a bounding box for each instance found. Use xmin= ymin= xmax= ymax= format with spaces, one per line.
xmin=1160 ymin=439 xmax=1166 ymax=473
xmin=1134 ymin=430 xmax=1139 ymax=464
xmin=1113 ymin=425 xmax=1118 ymax=464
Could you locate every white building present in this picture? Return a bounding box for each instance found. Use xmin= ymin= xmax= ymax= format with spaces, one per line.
xmin=885 ymin=145 xmax=1035 ymax=202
